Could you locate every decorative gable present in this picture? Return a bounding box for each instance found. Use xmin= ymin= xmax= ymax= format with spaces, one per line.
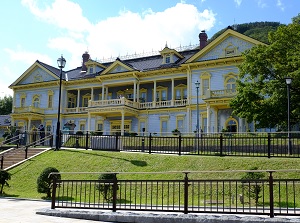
xmin=10 ymin=61 xmax=59 ymax=87
xmin=101 ymin=58 xmax=135 ymax=75
xmin=186 ymin=28 xmax=265 ymax=63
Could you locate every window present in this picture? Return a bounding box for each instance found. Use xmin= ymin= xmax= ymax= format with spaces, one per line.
xmin=174 ymin=84 xmax=187 ymax=100
xmin=68 ymin=93 xmax=76 ymax=108
xmin=99 ymin=92 xmax=112 ymax=100
xmin=226 ymin=118 xmax=238 ymax=132
xmin=224 ymin=73 xmax=238 ymax=95
xmin=139 ymin=88 xmax=147 ymax=102
xmin=200 ymin=72 xmax=211 ymax=96
xmin=155 ymin=86 xmax=168 ymax=101
xmin=21 ymin=97 xmax=25 ymax=107
xmin=82 ymin=93 xmax=91 ymax=107
xmin=48 ymin=95 xmax=53 ymax=108
xmin=89 ymin=67 xmax=94 ymax=74
xmin=176 ymin=115 xmax=185 ymax=133
xmin=160 ymin=115 xmax=169 ymax=135
xmin=165 ymin=55 xmax=171 ymax=64
xmin=79 ymin=120 xmax=86 ymax=132
xmin=33 ymin=96 xmax=40 ymax=108
xmin=110 ymin=121 xmax=131 ymax=134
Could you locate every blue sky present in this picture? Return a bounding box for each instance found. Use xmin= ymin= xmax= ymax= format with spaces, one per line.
xmin=0 ymin=0 xmax=298 ymax=97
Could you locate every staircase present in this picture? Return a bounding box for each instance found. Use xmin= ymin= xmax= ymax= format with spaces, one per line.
xmin=0 ymin=147 xmax=49 ymax=170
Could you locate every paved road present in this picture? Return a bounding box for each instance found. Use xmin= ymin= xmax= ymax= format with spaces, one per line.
xmin=0 ymin=198 xmax=112 ymax=223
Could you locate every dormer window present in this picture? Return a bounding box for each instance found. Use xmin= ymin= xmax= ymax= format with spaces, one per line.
xmin=165 ymin=55 xmax=171 ymax=64
xmin=89 ymin=67 xmax=94 ymax=74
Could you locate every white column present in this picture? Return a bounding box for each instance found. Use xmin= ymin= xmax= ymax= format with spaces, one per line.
xmin=153 ymin=81 xmax=157 ymax=107
xmin=77 ymin=89 xmax=80 ymax=112
xmin=214 ymin=108 xmax=219 ymax=133
xmin=207 ymin=104 xmax=210 ymax=133
xmin=121 ymin=110 xmax=125 ymax=135
xmin=133 ymin=80 xmax=137 ymax=102
xmin=91 ymin=87 xmax=94 ymax=101
xmin=171 ymin=78 xmax=174 ymax=106
xmin=102 ymin=86 xmax=105 ymax=100
xmin=137 ymin=82 xmax=140 ymax=102
xmin=28 ymin=118 xmax=32 ymax=131
xmin=12 ymin=91 xmax=15 ymax=113
xmin=187 ymin=107 xmax=191 ymax=133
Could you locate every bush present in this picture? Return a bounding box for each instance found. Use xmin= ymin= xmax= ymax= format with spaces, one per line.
xmin=76 ymin=131 xmax=84 ymax=135
xmin=37 ymin=167 xmax=61 ymax=198
xmin=96 ymin=173 xmax=117 ymax=202
xmin=0 ymin=169 xmax=11 ymax=194
xmin=240 ymin=167 xmax=265 ymax=204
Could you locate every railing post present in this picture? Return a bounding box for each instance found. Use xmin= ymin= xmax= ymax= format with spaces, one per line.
xmin=268 ymin=171 xmax=274 ymax=218
xmin=51 ymin=175 xmax=57 ymax=209
xmin=25 ymin=146 xmax=28 ymax=159
xmin=149 ymin=133 xmax=152 ymax=154
xmin=1 ymin=156 xmax=3 ymax=169
xmin=85 ymin=131 xmax=89 ymax=150
xmin=267 ymin=133 xmax=271 ymax=158
xmin=184 ymin=172 xmax=189 ymax=214
xmin=112 ymin=173 xmax=118 ymax=212
xmin=178 ymin=134 xmax=182 ymax=156
xmin=220 ymin=133 xmax=223 ymax=156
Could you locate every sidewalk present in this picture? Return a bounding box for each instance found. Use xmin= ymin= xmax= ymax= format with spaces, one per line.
xmin=0 ymin=198 xmax=110 ymax=223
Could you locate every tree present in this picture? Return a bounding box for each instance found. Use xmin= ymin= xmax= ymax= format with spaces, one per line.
xmin=0 ymin=169 xmax=11 ymax=194
xmin=0 ymin=95 xmax=13 ymax=115
xmin=37 ymin=167 xmax=61 ymax=198
xmin=240 ymin=167 xmax=265 ymax=205
xmin=230 ymin=19 xmax=300 ymax=129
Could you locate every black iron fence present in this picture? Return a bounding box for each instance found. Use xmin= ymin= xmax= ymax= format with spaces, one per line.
xmin=60 ymin=132 xmax=300 ymax=158
xmin=50 ymin=170 xmax=300 ymax=218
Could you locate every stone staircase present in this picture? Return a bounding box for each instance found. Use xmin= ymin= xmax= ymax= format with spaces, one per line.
xmin=0 ymin=147 xmax=49 ymax=170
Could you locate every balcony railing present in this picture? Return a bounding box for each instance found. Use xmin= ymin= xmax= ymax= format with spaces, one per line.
xmin=13 ymin=106 xmax=45 ymax=114
xmin=88 ymin=97 xmax=188 ymax=110
xmin=205 ymin=89 xmax=237 ymax=99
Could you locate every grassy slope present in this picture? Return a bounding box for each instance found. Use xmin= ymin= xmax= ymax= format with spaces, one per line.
xmin=2 ymin=149 xmax=300 ymax=199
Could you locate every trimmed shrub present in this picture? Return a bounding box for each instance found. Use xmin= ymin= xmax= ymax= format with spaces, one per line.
xmin=37 ymin=167 xmax=61 ymax=198
xmin=0 ymin=169 xmax=11 ymax=194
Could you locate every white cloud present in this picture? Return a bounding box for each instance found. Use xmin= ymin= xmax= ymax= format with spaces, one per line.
xmin=234 ymin=0 xmax=242 ymax=7
xmin=22 ymin=0 xmax=216 ymax=66
xmin=276 ymin=0 xmax=285 ymax=11
xmin=4 ymin=47 xmax=52 ymax=65
xmin=0 ymin=66 xmax=17 ymax=96
xmin=257 ymin=0 xmax=267 ymax=8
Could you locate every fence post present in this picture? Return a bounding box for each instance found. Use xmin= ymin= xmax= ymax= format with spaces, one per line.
xmin=149 ymin=133 xmax=152 ymax=154
xmin=267 ymin=133 xmax=271 ymax=158
xmin=115 ymin=134 xmax=119 ymax=151
xmin=1 ymin=156 xmax=3 ymax=169
xmin=51 ymin=176 xmax=57 ymax=209
xmin=184 ymin=172 xmax=189 ymax=214
xmin=178 ymin=134 xmax=182 ymax=156
xmin=25 ymin=146 xmax=28 ymax=159
xmin=112 ymin=173 xmax=118 ymax=212
xmin=85 ymin=131 xmax=89 ymax=150
xmin=50 ymin=134 xmax=53 ymax=148
xmin=268 ymin=171 xmax=274 ymax=218
xmin=220 ymin=133 xmax=223 ymax=156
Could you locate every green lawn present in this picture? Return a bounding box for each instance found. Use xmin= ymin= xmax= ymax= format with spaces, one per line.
xmin=2 ymin=148 xmax=300 ymax=199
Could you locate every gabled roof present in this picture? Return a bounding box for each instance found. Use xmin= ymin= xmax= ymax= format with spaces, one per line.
xmin=186 ymin=27 xmax=265 ymax=63
xmin=0 ymin=115 xmax=11 ymax=127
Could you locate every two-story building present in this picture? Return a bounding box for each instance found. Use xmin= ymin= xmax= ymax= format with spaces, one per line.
xmin=9 ymin=27 xmax=263 ymax=135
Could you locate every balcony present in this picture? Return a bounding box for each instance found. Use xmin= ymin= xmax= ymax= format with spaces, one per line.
xmin=88 ymin=97 xmax=188 ymax=110
xmin=13 ymin=106 xmax=45 ymax=114
xmin=204 ymin=89 xmax=237 ymax=99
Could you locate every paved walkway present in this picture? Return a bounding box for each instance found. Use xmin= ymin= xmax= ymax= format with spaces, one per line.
xmin=0 ymin=198 xmax=112 ymax=223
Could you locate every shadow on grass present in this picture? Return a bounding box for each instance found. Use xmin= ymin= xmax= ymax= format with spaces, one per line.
xmin=0 ymin=193 xmax=19 ymax=198
xmin=61 ymin=149 xmax=148 ymax=167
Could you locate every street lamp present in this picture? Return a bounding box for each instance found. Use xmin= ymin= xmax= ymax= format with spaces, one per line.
xmin=285 ymin=77 xmax=292 ymax=155
xmin=195 ymin=80 xmax=200 ymax=135
xmin=55 ymin=55 xmax=66 ymax=150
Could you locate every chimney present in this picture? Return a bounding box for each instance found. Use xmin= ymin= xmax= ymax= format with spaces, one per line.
xmin=199 ymin=30 xmax=208 ymax=50
xmin=81 ymin=51 xmax=90 ymax=72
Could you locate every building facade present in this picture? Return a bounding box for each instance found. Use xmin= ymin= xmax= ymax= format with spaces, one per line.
xmin=9 ymin=28 xmax=263 ymax=135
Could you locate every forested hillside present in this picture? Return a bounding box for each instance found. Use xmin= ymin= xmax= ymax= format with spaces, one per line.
xmin=209 ymin=22 xmax=282 ymax=44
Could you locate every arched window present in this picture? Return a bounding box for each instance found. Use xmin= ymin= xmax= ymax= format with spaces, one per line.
xmin=226 ymin=78 xmax=236 ymax=91
xmin=33 ymin=96 xmax=40 ymax=108
xmin=225 ymin=118 xmax=238 ymax=132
